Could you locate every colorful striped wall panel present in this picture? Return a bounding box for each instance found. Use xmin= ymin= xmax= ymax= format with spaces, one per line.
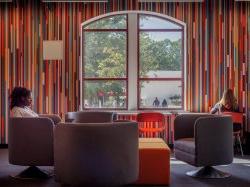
xmin=0 ymin=0 xmax=250 ymax=144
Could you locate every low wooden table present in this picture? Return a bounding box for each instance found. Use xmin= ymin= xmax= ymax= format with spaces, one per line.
xmin=136 ymin=138 xmax=170 ymax=185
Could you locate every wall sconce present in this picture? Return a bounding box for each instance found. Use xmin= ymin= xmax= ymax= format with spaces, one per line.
xmin=43 ymin=40 xmax=63 ymax=60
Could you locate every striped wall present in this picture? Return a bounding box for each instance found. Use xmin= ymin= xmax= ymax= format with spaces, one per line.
xmin=0 ymin=0 xmax=250 ymax=144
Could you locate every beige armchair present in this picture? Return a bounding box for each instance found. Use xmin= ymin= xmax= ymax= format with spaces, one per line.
xmin=54 ymin=121 xmax=139 ymax=186
xmin=8 ymin=114 xmax=61 ymax=179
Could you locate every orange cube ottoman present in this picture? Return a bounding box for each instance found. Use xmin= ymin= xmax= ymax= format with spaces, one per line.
xmin=136 ymin=138 xmax=170 ymax=185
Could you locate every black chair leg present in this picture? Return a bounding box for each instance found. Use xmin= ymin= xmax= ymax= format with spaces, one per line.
xmin=11 ymin=166 xmax=53 ymax=179
xmin=236 ymin=136 xmax=244 ymax=156
xmin=234 ymin=134 xmax=244 ymax=156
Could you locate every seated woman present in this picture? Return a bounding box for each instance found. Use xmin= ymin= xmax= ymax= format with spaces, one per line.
xmin=10 ymin=87 xmax=39 ymax=117
xmin=210 ymin=88 xmax=240 ymax=131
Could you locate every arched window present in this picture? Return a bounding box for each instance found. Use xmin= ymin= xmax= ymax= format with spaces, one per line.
xmin=81 ymin=11 xmax=185 ymax=110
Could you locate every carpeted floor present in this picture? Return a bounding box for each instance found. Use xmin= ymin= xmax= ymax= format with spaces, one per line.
xmin=1 ymin=149 xmax=250 ymax=187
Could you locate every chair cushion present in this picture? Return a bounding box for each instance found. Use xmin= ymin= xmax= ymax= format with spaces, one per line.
xmin=174 ymin=149 xmax=196 ymax=166
xmin=174 ymin=138 xmax=195 ymax=155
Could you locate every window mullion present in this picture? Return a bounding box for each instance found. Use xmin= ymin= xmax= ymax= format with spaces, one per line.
xmin=128 ymin=13 xmax=138 ymax=110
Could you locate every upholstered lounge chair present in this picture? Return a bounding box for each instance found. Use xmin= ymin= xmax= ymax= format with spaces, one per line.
xmin=8 ymin=114 xmax=61 ymax=179
xmin=65 ymin=111 xmax=117 ymax=123
xmin=54 ymin=121 xmax=139 ymax=186
xmin=174 ymin=114 xmax=233 ymax=178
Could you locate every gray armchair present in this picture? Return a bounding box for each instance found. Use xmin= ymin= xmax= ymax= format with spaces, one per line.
xmin=65 ymin=111 xmax=117 ymax=123
xmin=174 ymin=114 xmax=233 ymax=178
xmin=8 ymin=114 xmax=61 ymax=179
xmin=54 ymin=121 xmax=139 ymax=186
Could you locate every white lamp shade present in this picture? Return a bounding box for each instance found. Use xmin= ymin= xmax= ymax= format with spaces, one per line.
xmin=43 ymin=40 xmax=63 ymax=60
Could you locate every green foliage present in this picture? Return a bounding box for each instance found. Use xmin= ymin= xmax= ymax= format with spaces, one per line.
xmin=140 ymin=32 xmax=181 ymax=77
xmin=85 ymin=81 xmax=125 ymax=107
xmin=83 ymin=26 xmax=182 ymax=108
xmin=169 ymin=94 xmax=182 ymax=106
xmin=84 ymin=32 xmax=126 ymax=78
xmin=85 ymin=15 xmax=126 ymax=29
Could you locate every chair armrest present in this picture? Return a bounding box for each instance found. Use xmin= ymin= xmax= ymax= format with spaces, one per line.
xmin=39 ymin=114 xmax=62 ymax=124
xmin=174 ymin=114 xmax=211 ymax=140
xmin=195 ymin=116 xmax=233 ymax=166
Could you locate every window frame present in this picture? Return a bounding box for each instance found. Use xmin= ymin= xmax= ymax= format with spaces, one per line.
xmin=137 ymin=14 xmax=184 ymax=110
xmin=80 ymin=11 xmax=186 ymax=111
xmin=82 ymin=14 xmax=129 ymax=110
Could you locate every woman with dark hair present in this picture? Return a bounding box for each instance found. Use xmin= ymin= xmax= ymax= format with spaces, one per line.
xmin=10 ymin=87 xmax=38 ymax=117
